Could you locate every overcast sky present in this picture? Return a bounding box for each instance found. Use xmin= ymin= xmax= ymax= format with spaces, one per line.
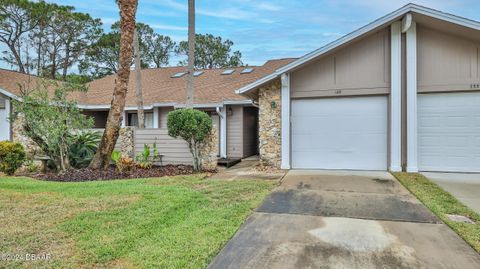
xmin=2 ymin=0 xmax=480 ymax=71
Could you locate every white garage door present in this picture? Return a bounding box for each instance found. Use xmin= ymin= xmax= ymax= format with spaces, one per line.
xmin=418 ymin=92 xmax=480 ymax=172
xmin=291 ymin=96 xmax=388 ymax=170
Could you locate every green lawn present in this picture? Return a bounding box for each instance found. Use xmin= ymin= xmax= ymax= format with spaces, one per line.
xmin=0 ymin=175 xmax=276 ymax=269
xmin=392 ymin=172 xmax=480 ymax=253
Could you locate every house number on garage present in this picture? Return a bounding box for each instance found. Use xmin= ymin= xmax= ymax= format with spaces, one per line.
xmin=471 ymin=83 xmax=480 ymax=89
xmin=335 ymin=90 xmax=342 ymax=94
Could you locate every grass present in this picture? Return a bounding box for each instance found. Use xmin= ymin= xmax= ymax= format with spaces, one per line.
xmin=392 ymin=172 xmax=480 ymax=253
xmin=0 ymin=175 xmax=276 ymax=269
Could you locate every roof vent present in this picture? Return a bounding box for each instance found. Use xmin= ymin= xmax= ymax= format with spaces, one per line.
xmin=193 ymin=71 xmax=204 ymax=77
xmin=241 ymin=67 xmax=254 ymax=74
xmin=222 ymin=69 xmax=235 ymax=75
xmin=171 ymin=71 xmax=187 ymax=78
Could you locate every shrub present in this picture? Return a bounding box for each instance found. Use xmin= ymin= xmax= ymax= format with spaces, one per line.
xmin=67 ymin=130 xmax=101 ymax=168
xmin=116 ymin=156 xmax=135 ymax=173
xmin=0 ymin=141 xmax=26 ymax=175
xmin=111 ymin=150 xmax=121 ymax=163
xmin=135 ymin=144 xmax=153 ymax=169
xmin=167 ymin=109 xmax=212 ymax=171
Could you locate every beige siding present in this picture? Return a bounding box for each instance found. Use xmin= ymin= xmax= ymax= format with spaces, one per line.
xmin=158 ymin=107 xmax=174 ymax=128
xmin=242 ymin=107 xmax=258 ymax=157
xmin=291 ymin=28 xmax=391 ymax=98
xmin=418 ymin=25 xmax=480 ymax=93
xmin=134 ymin=128 xmax=192 ymax=165
xmin=227 ymin=105 xmax=243 ymax=158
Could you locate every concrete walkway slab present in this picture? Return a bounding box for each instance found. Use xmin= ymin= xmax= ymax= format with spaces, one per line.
xmin=211 ymin=160 xmax=285 ymax=181
xmin=422 ymin=172 xmax=480 ymax=214
xmin=209 ymin=170 xmax=480 ymax=269
xmin=208 ymin=213 xmax=480 ymax=269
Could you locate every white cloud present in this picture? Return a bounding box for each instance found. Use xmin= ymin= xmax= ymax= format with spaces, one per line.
xmin=151 ymin=24 xmax=187 ymax=31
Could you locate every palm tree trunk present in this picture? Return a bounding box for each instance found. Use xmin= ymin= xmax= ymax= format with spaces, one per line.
xmin=89 ymin=0 xmax=138 ymax=170
xmin=186 ymin=0 xmax=195 ymax=108
xmin=133 ymin=28 xmax=145 ymax=128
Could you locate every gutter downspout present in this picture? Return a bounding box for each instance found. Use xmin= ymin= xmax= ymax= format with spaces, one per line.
xmin=216 ymin=106 xmax=227 ymax=158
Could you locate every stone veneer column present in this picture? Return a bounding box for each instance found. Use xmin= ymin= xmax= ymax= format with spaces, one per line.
xmin=119 ymin=127 xmax=135 ymax=157
xmin=258 ymin=79 xmax=282 ymax=168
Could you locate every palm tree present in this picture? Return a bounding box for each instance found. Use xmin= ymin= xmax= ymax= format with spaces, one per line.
xmin=89 ymin=0 xmax=138 ymax=169
xmin=186 ymin=0 xmax=195 ymax=108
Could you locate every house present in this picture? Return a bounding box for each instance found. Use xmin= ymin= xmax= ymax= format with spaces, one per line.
xmin=0 ymin=58 xmax=295 ymax=162
xmin=237 ymin=4 xmax=480 ymax=173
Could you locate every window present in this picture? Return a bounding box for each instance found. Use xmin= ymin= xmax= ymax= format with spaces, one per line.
xmin=127 ymin=112 xmax=154 ymax=128
xmin=193 ymin=71 xmax=204 ymax=77
xmin=221 ymin=69 xmax=235 ymax=75
xmin=171 ymin=72 xmax=186 ymax=78
xmin=241 ymin=67 xmax=254 ymax=74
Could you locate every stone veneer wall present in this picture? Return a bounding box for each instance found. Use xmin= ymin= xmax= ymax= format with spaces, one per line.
xmin=11 ymin=114 xmax=41 ymax=157
xmin=199 ymin=127 xmax=218 ymax=171
xmin=258 ymin=79 xmax=282 ymax=168
xmin=119 ymin=127 xmax=135 ymax=157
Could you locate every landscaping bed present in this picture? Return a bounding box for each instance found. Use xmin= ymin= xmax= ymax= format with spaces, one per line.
xmin=30 ymin=165 xmax=196 ymax=182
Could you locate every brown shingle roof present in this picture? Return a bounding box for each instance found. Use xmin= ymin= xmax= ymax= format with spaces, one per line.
xmin=84 ymin=58 xmax=296 ymax=106
xmin=0 ymin=58 xmax=296 ymax=107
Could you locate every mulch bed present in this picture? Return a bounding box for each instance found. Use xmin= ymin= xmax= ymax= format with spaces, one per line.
xmin=31 ymin=165 xmax=197 ymax=182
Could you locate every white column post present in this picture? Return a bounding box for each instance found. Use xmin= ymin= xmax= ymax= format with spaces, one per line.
xmin=406 ymin=21 xmax=418 ymax=172
xmin=5 ymin=98 xmax=11 ymax=141
xmin=121 ymin=111 xmax=127 ymax=127
xmin=390 ymin=22 xmax=402 ymax=172
xmin=281 ymin=73 xmax=290 ymax=169
xmin=219 ymin=106 xmax=227 ymax=158
xmin=153 ymin=107 xmax=159 ymax=128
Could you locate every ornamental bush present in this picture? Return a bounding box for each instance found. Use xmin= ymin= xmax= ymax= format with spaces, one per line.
xmin=167 ymin=109 xmax=212 ymax=171
xmin=0 ymin=141 xmax=26 ymax=175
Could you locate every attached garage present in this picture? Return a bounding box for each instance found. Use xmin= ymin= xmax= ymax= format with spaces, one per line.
xmin=418 ymin=92 xmax=480 ymax=172
xmin=237 ymin=4 xmax=480 ymax=173
xmin=291 ymin=96 xmax=388 ymax=170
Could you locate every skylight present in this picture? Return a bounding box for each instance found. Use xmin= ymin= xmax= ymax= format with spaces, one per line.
xmin=171 ymin=72 xmax=187 ymax=78
xmin=222 ymin=69 xmax=235 ymax=75
xmin=193 ymin=71 xmax=204 ymax=77
xmin=241 ymin=67 xmax=254 ymax=74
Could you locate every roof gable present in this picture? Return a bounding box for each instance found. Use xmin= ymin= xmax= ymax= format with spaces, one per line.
xmin=236 ymin=3 xmax=480 ymax=95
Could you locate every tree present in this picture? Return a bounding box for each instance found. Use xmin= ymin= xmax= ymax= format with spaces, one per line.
xmin=11 ymin=80 xmax=93 ymax=171
xmin=133 ymin=28 xmax=145 ymax=128
xmin=186 ymin=0 xmax=195 ymax=108
xmin=167 ymin=109 xmax=212 ymax=171
xmin=143 ymin=33 xmax=175 ymax=68
xmin=45 ymin=7 xmax=102 ymax=80
xmin=80 ymin=21 xmax=151 ymax=78
xmin=177 ymin=34 xmax=243 ymax=69
xmin=0 ymin=0 xmax=48 ymax=73
xmin=89 ymin=0 xmax=138 ymax=170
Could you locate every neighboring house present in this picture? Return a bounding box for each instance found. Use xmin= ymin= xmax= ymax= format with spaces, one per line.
xmin=0 ymin=58 xmax=295 ymax=162
xmin=237 ymin=4 xmax=480 ymax=173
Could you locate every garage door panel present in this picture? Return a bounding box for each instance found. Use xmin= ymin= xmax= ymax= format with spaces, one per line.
xmin=418 ymin=92 xmax=480 ymax=172
xmin=292 ymin=96 xmax=387 ymax=170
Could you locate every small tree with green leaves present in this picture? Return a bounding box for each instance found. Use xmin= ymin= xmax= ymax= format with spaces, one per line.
xmin=167 ymin=109 xmax=212 ymax=171
xmin=11 ymin=80 xmax=94 ymax=172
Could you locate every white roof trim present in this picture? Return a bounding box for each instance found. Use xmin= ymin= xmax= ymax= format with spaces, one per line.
xmin=0 ymin=88 xmax=20 ymax=100
xmin=236 ymin=3 xmax=480 ymax=95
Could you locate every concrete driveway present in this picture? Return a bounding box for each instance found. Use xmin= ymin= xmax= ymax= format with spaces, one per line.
xmin=422 ymin=172 xmax=480 ymax=214
xmin=209 ymin=170 xmax=480 ymax=269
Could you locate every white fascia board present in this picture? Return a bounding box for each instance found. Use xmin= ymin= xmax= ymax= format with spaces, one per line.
xmin=223 ymin=100 xmax=253 ymax=105
xmin=0 ymin=88 xmax=20 ymax=100
xmin=236 ymin=4 xmax=480 ymax=96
